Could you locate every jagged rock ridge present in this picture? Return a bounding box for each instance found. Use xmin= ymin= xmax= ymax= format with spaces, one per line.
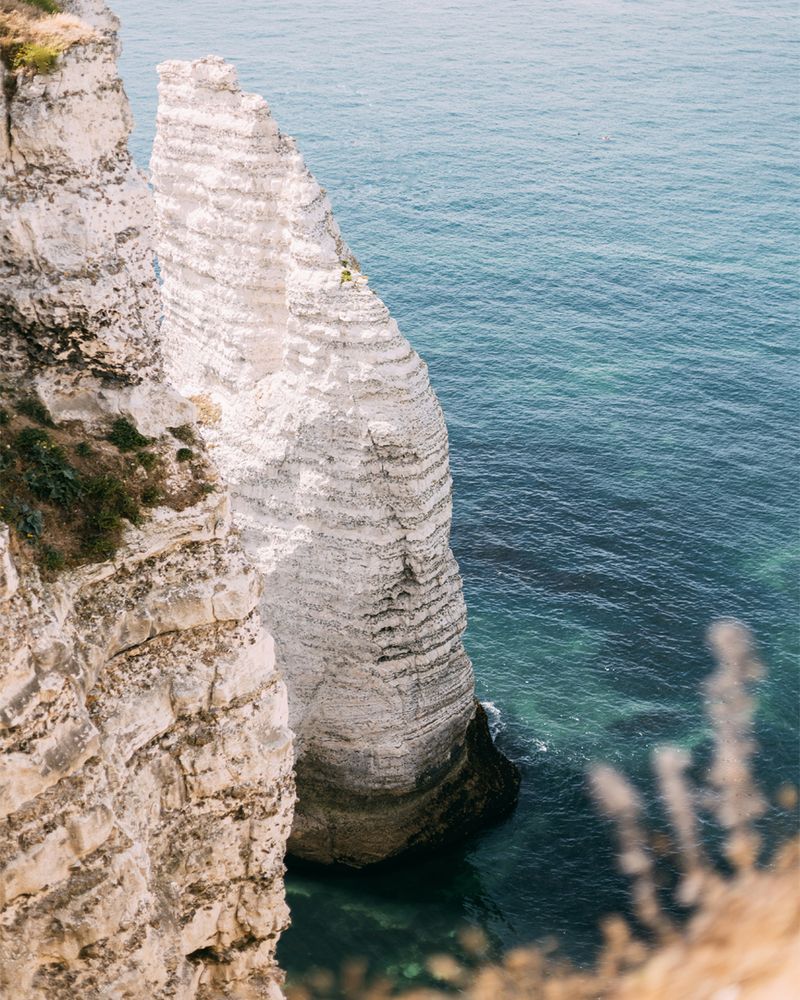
xmin=0 ymin=5 xmax=294 ymax=998
xmin=151 ymin=56 xmax=519 ymax=866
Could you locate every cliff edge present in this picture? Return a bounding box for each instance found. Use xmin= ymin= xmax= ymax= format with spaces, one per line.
xmin=0 ymin=5 xmax=294 ymax=997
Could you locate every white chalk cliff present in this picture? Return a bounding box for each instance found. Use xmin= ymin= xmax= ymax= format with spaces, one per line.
xmin=0 ymin=4 xmax=294 ymax=997
xmin=151 ymin=57 xmax=518 ymax=865
xmin=0 ymin=0 xmax=157 ymax=386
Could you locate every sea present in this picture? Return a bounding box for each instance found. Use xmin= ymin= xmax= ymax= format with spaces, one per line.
xmin=113 ymin=0 xmax=799 ymax=987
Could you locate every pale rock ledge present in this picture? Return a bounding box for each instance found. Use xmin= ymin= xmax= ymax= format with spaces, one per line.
xmin=151 ymin=56 xmax=519 ymax=866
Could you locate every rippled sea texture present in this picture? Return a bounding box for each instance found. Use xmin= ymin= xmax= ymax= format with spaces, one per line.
xmin=115 ymin=0 xmax=799 ymax=984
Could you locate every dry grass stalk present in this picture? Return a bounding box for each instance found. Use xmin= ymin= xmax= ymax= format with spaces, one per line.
xmin=705 ymin=619 xmax=767 ymax=869
xmin=652 ymin=746 xmax=709 ymax=905
xmin=0 ymin=1 xmax=96 ymax=74
xmin=589 ymin=764 xmax=674 ymax=937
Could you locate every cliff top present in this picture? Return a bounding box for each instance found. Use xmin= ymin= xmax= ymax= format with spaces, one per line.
xmin=0 ymin=0 xmax=94 ymax=74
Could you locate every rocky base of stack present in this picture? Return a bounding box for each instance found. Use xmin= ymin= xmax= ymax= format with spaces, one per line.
xmin=291 ymin=703 xmax=520 ymax=867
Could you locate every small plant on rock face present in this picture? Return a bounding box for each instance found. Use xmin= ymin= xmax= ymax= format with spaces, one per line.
xmin=41 ymin=545 xmax=65 ymax=571
xmin=176 ymin=448 xmax=193 ymax=463
xmin=24 ymin=457 xmax=81 ymax=507
xmin=15 ymin=396 xmax=54 ymax=427
xmin=14 ymin=428 xmax=82 ymax=508
xmin=14 ymin=426 xmax=51 ymax=458
xmin=141 ymin=484 xmax=162 ymax=507
xmin=74 ymin=441 xmax=94 ymax=458
xmin=137 ymin=450 xmax=157 ymax=470
xmin=80 ymin=474 xmax=140 ymax=558
xmin=12 ymin=42 xmax=61 ymax=74
xmin=0 ymin=409 xmax=8 ymax=426
xmin=12 ymin=501 xmax=44 ymax=542
xmin=107 ymin=417 xmax=151 ymax=452
xmin=168 ymin=424 xmax=196 ymax=445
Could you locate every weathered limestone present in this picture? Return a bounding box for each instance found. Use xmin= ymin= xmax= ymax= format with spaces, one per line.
xmin=0 ymin=494 xmax=293 ymax=999
xmin=0 ymin=528 xmax=18 ymax=601
xmin=1 ymin=6 xmax=294 ymax=997
xmin=0 ymin=0 xmax=158 ymax=384
xmin=151 ymin=57 xmax=519 ymax=866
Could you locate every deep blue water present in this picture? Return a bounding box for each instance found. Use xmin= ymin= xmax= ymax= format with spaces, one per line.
xmin=114 ymin=0 xmax=799 ymax=986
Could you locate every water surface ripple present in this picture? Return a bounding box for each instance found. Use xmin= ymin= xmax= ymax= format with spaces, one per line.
xmin=115 ymin=0 xmax=799 ymax=983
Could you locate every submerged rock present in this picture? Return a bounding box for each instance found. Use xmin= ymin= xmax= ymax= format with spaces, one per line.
xmin=151 ymin=56 xmax=519 ymax=866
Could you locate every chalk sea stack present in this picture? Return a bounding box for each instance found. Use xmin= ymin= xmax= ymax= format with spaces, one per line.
xmin=0 ymin=6 xmax=517 ymax=995
xmin=150 ymin=57 xmax=519 ymax=866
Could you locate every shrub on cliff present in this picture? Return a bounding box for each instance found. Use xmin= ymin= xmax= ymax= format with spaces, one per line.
xmin=0 ymin=396 xmax=212 ymax=573
xmin=11 ymin=40 xmax=58 ymax=71
xmin=79 ymin=473 xmax=141 ymax=558
xmin=15 ymin=395 xmax=54 ymax=426
xmin=107 ymin=417 xmax=152 ymax=452
xmin=17 ymin=429 xmax=82 ymax=507
xmin=0 ymin=0 xmax=93 ymax=77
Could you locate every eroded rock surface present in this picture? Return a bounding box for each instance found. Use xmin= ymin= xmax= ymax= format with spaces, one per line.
xmin=1 ymin=6 xmax=294 ymax=997
xmin=0 ymin=493 xmax=293 ymax=999
xmin=151 ymin=57 xmax=519 ymax=866
xmin=0 ymin=0 xmax=157 ymax=383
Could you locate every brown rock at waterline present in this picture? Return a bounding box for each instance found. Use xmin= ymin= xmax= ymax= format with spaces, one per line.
xmin=290 ymin=702 xmax=521 ymax=867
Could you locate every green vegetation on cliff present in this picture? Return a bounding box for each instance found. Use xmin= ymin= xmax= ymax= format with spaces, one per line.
xmin=0 ymin=0 xmax=89 ymax=76
xmin=0 ymin=389 xmax=213 ymax=574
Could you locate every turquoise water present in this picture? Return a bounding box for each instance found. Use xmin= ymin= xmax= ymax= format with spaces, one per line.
xmin=114 ymin=0 xmax=799 ymax=985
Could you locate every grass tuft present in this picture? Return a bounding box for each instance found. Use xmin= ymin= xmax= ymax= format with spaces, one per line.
xmin=15 ymin=426 xmax=53 ymax=458
xmin=40 ymin=544 xmax=65 ymax=571
xmin=15 ymin=395 xmax=54 ymax=426
xmin=176 ymin=448 xmax=193 ymax=463
xmin=141 ymin=484 xmax=163 ymax=507
xmin=1 ymin=0 xmax=91 ymax=79
xmin=11 ymin=40 xmax=60 ymax=73
xmin=80 ymin=474 xmax=140 ymax=558
xmin=107 ymin=417 xmax=151 ymax=452
xmin=169 ymin=424 xmax=196 ymax=445
xmin=22 ymin=0 xmax=61 ymax=12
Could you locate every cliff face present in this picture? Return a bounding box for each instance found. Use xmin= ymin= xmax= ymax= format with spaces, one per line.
xmin=0 ymin=6 xmax=294 ymax=997
xmin=0 ymin=0 xmax=158 ymax=384
xmin=150 ymin=57 xmax=518 ymax=866
xmin=0 ymin=498 xmax=293 ymax=999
